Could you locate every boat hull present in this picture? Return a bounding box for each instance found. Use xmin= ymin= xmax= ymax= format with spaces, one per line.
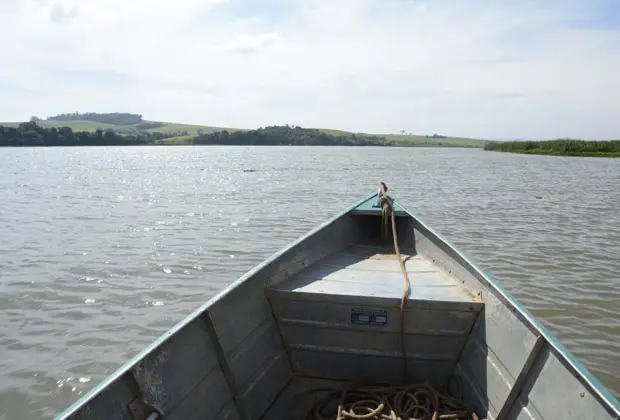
xmin=55 ymin=192 xmax=620 ymax=420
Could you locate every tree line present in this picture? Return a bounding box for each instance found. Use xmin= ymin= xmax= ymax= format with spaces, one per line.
xmin=484 ymin=138 xmax=620 ymax=156
xmin=42 ymin=112 xmax=144 ymax=126
xmin=0 ymin=122 xmax=195 ymax=147
xmin=0 ymin=122 xmax=148 ymax=147
xmin=194 ymin=125 xmax=392 ymax=146
xmin=137 ymin=131 xmax=189 ymax=142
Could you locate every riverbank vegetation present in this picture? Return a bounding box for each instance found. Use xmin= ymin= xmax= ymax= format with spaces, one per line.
xmin=1 ymin=112 xmax=488 ymax=148
xmin=484 ymin=138 xmax=620 ymax=157
xmin=0 ymin=122 xmax=149 ymax=146
xmin=0 ymin=120 xmax=489 ymax=148
xmin=194 ymin=125 xmax=390 ymax=146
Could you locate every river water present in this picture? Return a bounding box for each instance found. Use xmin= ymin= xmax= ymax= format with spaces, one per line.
xmin=0 ymin=146 xmax=619 ymax=419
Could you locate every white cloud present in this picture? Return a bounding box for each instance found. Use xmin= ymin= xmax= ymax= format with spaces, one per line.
xmin=0 ymin=0 xmax=619 ymax=139
xmin=220 ymin=32 xmax=285 ymax=54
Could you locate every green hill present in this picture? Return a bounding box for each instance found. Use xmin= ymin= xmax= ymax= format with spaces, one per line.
xmin=312 ymin=128 xmax=485 ymax=147
xmin=1 ymin=119 xmax=237 ymax=135
xmin=1 ymin=114 xmax=489 ymax=147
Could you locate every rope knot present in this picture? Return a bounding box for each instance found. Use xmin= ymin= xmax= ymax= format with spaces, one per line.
xmin=378 ymin=182 xmax=390 ymax=206
xmin=378 ymin=182 xmax=392 ymax=242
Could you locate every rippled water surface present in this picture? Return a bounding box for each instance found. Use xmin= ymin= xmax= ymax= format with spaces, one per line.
xmin=0 ymin=146 xmax=619 ymax=419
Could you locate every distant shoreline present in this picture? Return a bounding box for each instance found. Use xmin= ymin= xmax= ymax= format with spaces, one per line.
xmin=0 ymin=113 xmax=489 ymax=148
xmin=0 ymin=122 xmax=486 ymax=148
xmin=484 ymin=139 xmax=620 ymax=158
xmin=485 ymin=150 xmax=620 ymax=158
xmin=0 ymin=143 xmax=482 ymax=149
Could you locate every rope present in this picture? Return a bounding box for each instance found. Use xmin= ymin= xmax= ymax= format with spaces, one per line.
xmin=378 ymin=182 xmax=411 ymax=380
xmin=300 ymin=381 xmax=480 ymax=420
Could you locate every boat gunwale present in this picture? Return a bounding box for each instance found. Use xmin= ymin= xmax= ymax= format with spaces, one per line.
xmin=54 ymin=192 xmax=378 ymax=420
xmin=392 ymin=199 xmax=620 ymax=416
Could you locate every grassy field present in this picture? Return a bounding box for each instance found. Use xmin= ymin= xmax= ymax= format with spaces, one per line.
xmin=1 ymin=119 xmax=489 ymax=147
xmin=317 ymin=128 xmax=360 ymax=137
xmin=143 ymin=122 xmax=241 ymax=135
xmin=313 ymin=128 xmax=487 ymax=147
xmin=379 ymin=134 xmax=486 ymax=147
xmin=2 ymin=120 xmax=120 ymax=131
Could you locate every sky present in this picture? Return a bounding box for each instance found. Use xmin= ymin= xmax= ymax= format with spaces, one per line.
xmin=1 ymin=0 xmax=619 ymax=140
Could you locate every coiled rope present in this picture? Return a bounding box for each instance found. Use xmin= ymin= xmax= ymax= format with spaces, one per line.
xmin=302 ymin=381 xmax=479 ymax=420
xmin=299 ymin=184 xmax=481 ymax=420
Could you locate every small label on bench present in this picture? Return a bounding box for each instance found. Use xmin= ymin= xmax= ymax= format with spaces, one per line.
xmin=351 ymin=308 xmax=387 ymax=326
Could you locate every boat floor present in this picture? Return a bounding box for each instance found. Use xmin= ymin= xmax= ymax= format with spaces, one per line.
xmin=272 ymin=244 xmax=477 ymax=306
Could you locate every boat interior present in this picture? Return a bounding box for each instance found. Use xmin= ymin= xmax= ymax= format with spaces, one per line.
xmin=59 ymin=194 xmax=619 ymax=420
